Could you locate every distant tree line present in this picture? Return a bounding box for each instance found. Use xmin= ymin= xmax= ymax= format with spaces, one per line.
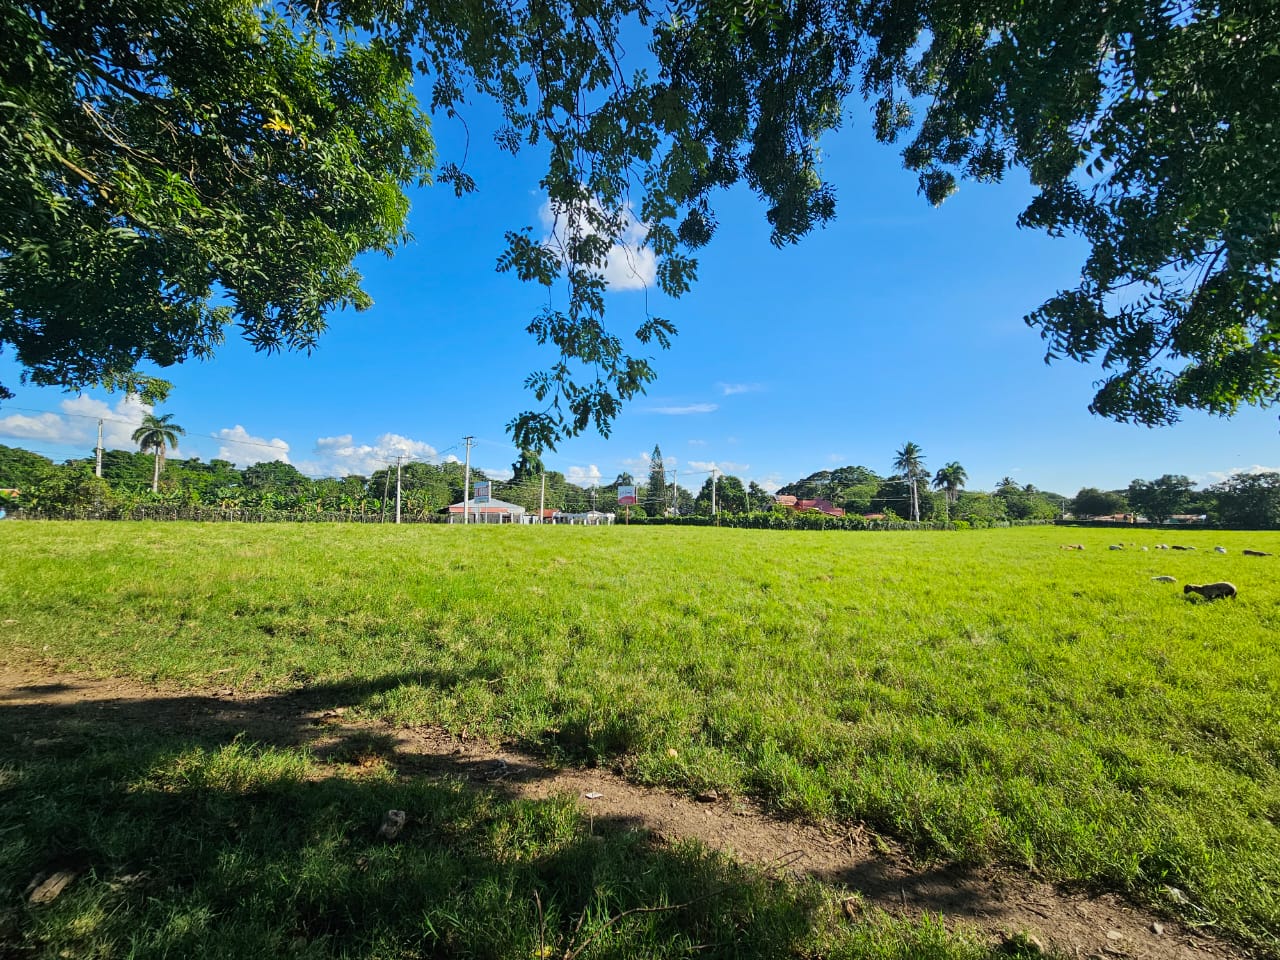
xmin=1068 ymin=473 xmax=1280 ymax=530
xmin=2 ymin=440 xmax=1276 ymax=529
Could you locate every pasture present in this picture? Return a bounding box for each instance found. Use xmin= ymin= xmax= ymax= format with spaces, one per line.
xmin=1 ymin=522 xmax=1277 ymax=956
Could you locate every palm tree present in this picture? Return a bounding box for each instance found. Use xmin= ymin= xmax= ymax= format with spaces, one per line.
xmin=132 ymin=413 xmax=186 ymax=493
xmin=932 ymin=461 xmax=968 ymax=505
xmin=893 ymin=442 xmax=926 ymax=522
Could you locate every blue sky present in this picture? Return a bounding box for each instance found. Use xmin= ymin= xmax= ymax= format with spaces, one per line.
xmin=1 ymin=94 xmax=1276 ymax=496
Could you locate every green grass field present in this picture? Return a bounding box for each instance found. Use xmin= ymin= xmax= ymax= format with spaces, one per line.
xmin=2 ymin=522 xmax=1278 ymax=955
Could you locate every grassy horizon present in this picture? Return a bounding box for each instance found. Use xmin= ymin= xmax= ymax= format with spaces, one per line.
xmin=2 ymin=522 xmax=1278 ymax=953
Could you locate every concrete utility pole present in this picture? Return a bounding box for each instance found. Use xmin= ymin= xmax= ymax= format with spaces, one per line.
xmin=539 ymin=471 xmax=546 ymax=524
xmin=711 ymin=467 xmax=717 ymax=515
xmin=671 ymin=467 xmax=678 ymax=516
xmin=462 ymin=436 xmax=474 ymax=524
xmin=394 ymin=456 xmax=403 ymax=524
xmin=95 ymin=419 xmax=104 ymax=478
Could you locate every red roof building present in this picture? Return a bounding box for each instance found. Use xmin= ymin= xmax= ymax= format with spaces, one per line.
xmin=773 ymin=496 xmax=845 ymax=517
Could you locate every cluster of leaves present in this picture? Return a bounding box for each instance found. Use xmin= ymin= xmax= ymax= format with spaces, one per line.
xmin=5 ymin=0 xmax=1278 ymax=442
xmin=368 ymin=0 xmax=1280 ymax=440
xmin=1 ymin=0 xmax=432 ymax=403
xmin=858 ymin=0 xmax=1280 ymax=424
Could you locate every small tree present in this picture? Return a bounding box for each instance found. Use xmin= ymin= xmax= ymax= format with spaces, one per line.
xmin=931 ymin=461 xmax=968 ymax=505
xmin=645 ymin=444 xmax=667 ymax=516
xmin=893 ymin=442 xmax=926 ymax=522
xmin=1072 ymin=487 xmax=1128 ymax=518
xmin=1127 ymin=475 xmax=1194 ymax=524
xmin=131 ymin=413 xmax=185 ymax=493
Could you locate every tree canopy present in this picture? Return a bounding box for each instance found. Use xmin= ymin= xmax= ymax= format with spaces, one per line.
xmin=1 ymin=0 xmax=432 ymax=404
xmin=3 ymin=0 xmax=1276 ymax=445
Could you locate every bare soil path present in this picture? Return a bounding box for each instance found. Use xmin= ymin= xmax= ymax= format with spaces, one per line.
xmin=0 ymin=665 xmax=1248 ymax=960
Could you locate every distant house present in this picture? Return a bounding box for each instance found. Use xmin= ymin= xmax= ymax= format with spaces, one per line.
xmin=862 ymin=513 xmax=886 ymax=521
xmin=774 ymin=494 xmax=844 ymax=517
xmin=1168 ymin=514 xmax=1208 ymax=524
xmin=445 ymin=498 xmax=527 ymax=524
xmin=795 ymin=498 xmax=845 ymax=517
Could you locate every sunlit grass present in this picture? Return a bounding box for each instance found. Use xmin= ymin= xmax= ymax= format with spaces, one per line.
xmin=2 ymin=521 xmax=1278 ymax=950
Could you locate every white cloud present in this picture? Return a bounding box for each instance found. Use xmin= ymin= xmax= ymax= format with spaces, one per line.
xmin=620 ymin=451 xmax=651 ymax=472
xmin=481 ymin=467 xmax=515 ymax=482
xmin=827 ymin=453 xmax=846 ymax=464
xmin=539 ymin=198 xmax=657 ymax=291
xmin=688 ymin=459 xmax=750 ymax=474
xmin=566 ymin=464 xmax=603 ymax=487
xmin=688 ymin=439 xmax=707 ymax=447
xmin=0 ymin=410 xmax=83 ymax=444
xmin=1197 ymin=464 xmax=1280 ymax=486
xmin=753 ymin=474 xmax=785 ymax=494
xmin=718 ymin=382 xmax=763 ymax=396
xmin=216 ymin=425 xmax=291 ymax=467
xmin=294 ymin=432 xmax=439 ymax=477
xmin=651 ymin=403 xmax=718 ymax=415
xmin=0 ymin=394 xmax=156 ymax=451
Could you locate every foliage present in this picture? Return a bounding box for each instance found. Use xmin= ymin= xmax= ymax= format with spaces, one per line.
xmin=932 ymin=462 xmax=967 ymax=505
xmin=1071 ymin=487 xmax=1129 ymax=519
xmin=951 ymin=491 xmax=1008 ymax=525
xmin=693 ymin=473 xmax=746 ymax=516
xmin=0 ymin=0 xmax=432 ymax=406
xmin=3 ymin=0 xmax=1277 ymax=444
xmin=994 ymin=482 xmax=1063 ymax=521
xmin=1209 ymin=471 xmax=1280 ymax=529
xmin=779 ymin=466 xmax=881 ymax=512
xmin=892 ymin=443 xmax=926 ymax=522
xmin=0 ymin=442 xmax=54 ymax=488
xmin=858 ymin=0 xmax=1280 ymax=425
xmin=20 ymin=460 xmax=116 ymax=511
xmin=1126 ymin=474 xmax=1195 ymax=524
xmin=510 ymin=448 xmax=543 ymax=483
xmin=131 ymin=411 xmax=185 ymax=492
xmin=645 ymin=444 xmax=667 ymax=516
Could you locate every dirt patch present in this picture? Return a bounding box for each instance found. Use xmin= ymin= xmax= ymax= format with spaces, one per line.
xmin=0 ymin=665 xmax=1246 ymax=960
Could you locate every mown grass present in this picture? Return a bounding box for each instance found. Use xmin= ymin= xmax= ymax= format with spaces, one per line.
xmin=2 ymin=522 xmax=1278 ymax=953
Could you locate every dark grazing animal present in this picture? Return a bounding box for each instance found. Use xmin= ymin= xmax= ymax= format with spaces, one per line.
xmin=1243 ymin=549 xmax=1272 ymax=557
xmin=1184 ymin=582 xmax=1237 ymax=601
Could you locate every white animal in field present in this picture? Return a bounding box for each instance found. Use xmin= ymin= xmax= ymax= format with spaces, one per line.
xmin=1214 ymin=546 xmax=1228 ymax=554
xmin=1155 ymin=544 xmax=1169 ymax=550
xmin=1151 ymin=576 xmax=1176 ymax=583
xmin=1183 ymin=582 xmax=1237 ymax=601
xmin=1108 ymin=544 xmax=1124 ymax=550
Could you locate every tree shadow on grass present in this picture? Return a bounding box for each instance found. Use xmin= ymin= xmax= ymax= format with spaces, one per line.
xmin=0 ymin=677 xmax=1000 ymax=960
